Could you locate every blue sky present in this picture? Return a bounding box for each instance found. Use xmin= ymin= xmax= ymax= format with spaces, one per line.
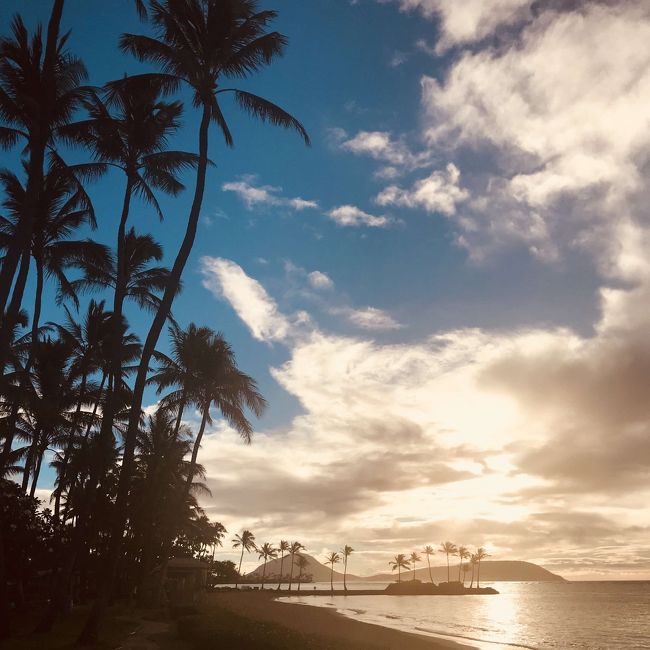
xmin=4 ymin=0 xmax=650 ymax=579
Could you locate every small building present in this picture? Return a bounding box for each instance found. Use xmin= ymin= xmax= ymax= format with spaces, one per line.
xmin=165 ymin=557 xmax=209 ymax=605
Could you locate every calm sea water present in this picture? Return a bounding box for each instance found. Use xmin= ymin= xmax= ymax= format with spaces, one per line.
xmin=278 ymin=581 xmax=650 ymax=649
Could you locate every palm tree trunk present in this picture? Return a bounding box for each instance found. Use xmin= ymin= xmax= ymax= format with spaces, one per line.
xmin=446 ymin=553 xmax=450 ymax=583
xmin=458 ymin=559 xmax=462 ymax=582
xmin=236 ymin=546 xmax=244 ymax=589
xmin=185 ymin=403 xmax=209 ymax=490
xmin=427 ymin=556 xmax=433 ymax=583
xmin=470 ymin=565 xmax=474 ymax=588
xmin=29 ymin=443 xmax=45 ymax=498
xmin=79 ymin=105 xmax=212 ymax=644
xmin=288 ymin=555 xmax=295 ymax=591
xmin=343 ymin=558 xmax=347 ymax=591
xmin=330 ymin=566 xmax=333 ymax=594
xmin=477 ymin=561 xmax=480 ymax=588
xmin=276 ymin=552 xmax=284 ymax=591
xmin=262 ymin=559 xmax=266 ymax=589
xmin=398 ymin=566 xmax=401 ymax=583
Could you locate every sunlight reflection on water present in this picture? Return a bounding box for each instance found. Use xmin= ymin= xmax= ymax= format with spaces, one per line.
xmin=279 ymin=581 xmax=650 ymax=649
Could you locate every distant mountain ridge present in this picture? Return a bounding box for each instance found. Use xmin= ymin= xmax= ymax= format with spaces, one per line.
xmin=248 ymin=555 xmax=565 ymax=583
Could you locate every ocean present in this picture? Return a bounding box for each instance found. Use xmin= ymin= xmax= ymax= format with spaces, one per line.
xmin=278 ymin=581 xmax=650 ymax=649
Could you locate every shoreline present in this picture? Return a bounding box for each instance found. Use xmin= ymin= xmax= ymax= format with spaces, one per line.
xmin=194 ymin=591 xmax=477 ymax=649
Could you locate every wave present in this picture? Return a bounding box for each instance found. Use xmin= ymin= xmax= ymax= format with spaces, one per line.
xmin=413 ymin=626 xmax=539 ymax=650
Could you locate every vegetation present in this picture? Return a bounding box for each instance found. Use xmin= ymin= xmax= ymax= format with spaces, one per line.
xmin=439 ymin=541 xmax=457 ymax=583
xmin=389 ymin=554 xmax=410 ymax=583
xmin=0 ymin=0 xmax=308 ymax=642
xmin=325 ymin=552 xmax=340 ymax=594
xmin=341 ymin=545 xmax=353 ymax=592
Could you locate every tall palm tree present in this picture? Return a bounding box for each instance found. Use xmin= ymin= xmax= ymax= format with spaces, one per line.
xmin=457 ymin=545 xmax=470 ymax=583
xmin=287 ymin=541 xmax=303 ymax=591
xmin=423 ymin=545 xmax=435 ymax=583
xmin=475 ymin=547 xmax=489 ymax=588
xmin=342 ymin=545 xmax=353 ymax=592
xmin=276 ymin=539 xmax=289 ymax=591
xmin=0 ymin=7 xmax=86 ymax=323
xmin=257 ymin=542 xmax=277 ymax=589
xmin=409 ymin=551 xmax=421 ymax=581
xmin=61 ymin=76 xmax=198 ymax=449
xmin=232 ymin=530 xmax=256 ymax=589
xmin=389 ymin=554 xmax=410 ymax=584
xmin=325 ymin=552 xmax=340 ymax=594
xmin=77 ymin=3 xmax=311 ymax=634
xmin=439 ymin=541 xmax=457 ymax=583
xmin=469 ymin=553 xmax=478 ymax=588
xmin=295 ymin=555 xmax=309 ymax=592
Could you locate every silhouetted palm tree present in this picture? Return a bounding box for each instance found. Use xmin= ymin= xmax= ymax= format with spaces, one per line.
xmin=257 ymin=542 xmax=277 ymax=589
xmin=232 ymin=529 xmax=256 ymax=589
xmin=457 ymin=545 xmax=470 ymax=583
xmin=469 ymin=553 xmax=478 ymax=588
xmin=287 ymin=541 xmax=303 ymax=591
xmin=325 ymin=552 xmax=340 ymax=594
xmin=439 ymin=541 xmax=457 ymax=583
xmin=389 ymin=554 xmax=410 ymax=583
xmin=0 ymin=8 xmax=86 ymax=325
xmin=409 ymin=551 xmax=421 ymax=581
xmin=342 ymin=545 xmax=353 ymax=592
xmin=276 ymin=539 xmax=289 ymax=591
xmin=475 ymin=547 xmax=489 ymax=588
xmin=423 ymin=545 xmax=435 ymax=583
xmin=83 ymin=3 xmax=311 ymax=632
xmin=296 ymin=555 xmax=309 ymax=592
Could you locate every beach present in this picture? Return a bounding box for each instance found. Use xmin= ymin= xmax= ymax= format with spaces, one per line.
xmin=183 ymin=591 xmax=475 ymax=649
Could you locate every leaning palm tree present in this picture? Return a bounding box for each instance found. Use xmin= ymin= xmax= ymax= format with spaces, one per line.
xmin=232 ymin=530 xmax=256 ymax=588
xmin=276 ymin=540 xmax=289 ymax=591
xmin=389 ymin=554 xmax=410 ymax=584
xmin=475 ymin=547 xmax=489 ymax=588
xmin=457 ymin=545 xmax=470 ymax=583
xmin=409 ymin=552 xmax=421 ymax=581
xmin=342 ymin=545 xmax=353 ymax=592
xmin=257 ymin=542 xmax=277 ymax=589
xmin=439 ymin=541 xmax=457 ymax=583
xmin=82 ymin=1 xmax=309 ymax=637
xmin=295 ymin=555 xmax=309 ymax=592
xmin=423 ymin=545 xmax=435 ymax=583
xmin=287 ymin=541 xmax=304 ymax=591
xmin=325 ymin=552 xmax=340 ymax=594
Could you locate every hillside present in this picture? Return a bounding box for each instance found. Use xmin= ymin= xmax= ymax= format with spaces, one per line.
xmin=248 ymin=556 xmax=564 ymax=583
xmin=248 ymin=553 xmax=361 ymax=583
xmin=365 ymin=560 xmax=565 ymax=583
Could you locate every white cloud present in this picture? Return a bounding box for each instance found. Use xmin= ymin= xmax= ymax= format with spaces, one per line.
xmin=222 ymin=177 xmax=318 ymax=211
xmin=415 ymin=1 xmax=650 ymax=270
xmin=392 ymin=0 xmax=533 ymax=51
xmin=376 ymin=163 xmax=469 ymax=216
xmin=308 ymin=271 xmax=334 ymax=290
xmin=334 ymin=306 xmax=403 ymax=331
xmin=338 ymin=130 xmax=431 ymax=172
xmin=327 ymin=204 xmax=391 ymax=228
xmin=200 ymin=257 xmax=293 ymax=342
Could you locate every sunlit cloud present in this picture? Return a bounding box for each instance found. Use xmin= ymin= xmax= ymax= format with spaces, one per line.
xmin=222 ymin=176 xmax=319 ymax=211
xmin=326 ymin=204 xmax=392 ymax=228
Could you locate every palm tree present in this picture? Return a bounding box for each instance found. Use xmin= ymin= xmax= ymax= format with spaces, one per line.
xmin=296 ymin=555 xmax=309 ymax=592
xmin=342 ymin=545 xmax=353 ymax=592
xmin=325 ymin=552 xmax=340 ymax=594
xmin=457 ymin=545 xmax=470 ymax=583
xmin=469 ymin=553 xmax=478 ymax=588
xmin=0 ymin=8 xmax=86 ymax=324
xmin=232 ymin=530 xmax=256 ymax=589
xmin=389 ymin=554 xmax=410 ymax=583
xmin=475 ymin=547 xmax=489 ymax=588
xmin=287 ymin=541 xmax=303 ymax=591
xmin=80 ymin=2 xmax=311 ymax=633
xmin=439 ymin=541 xmax=457 ymax=583
xmin=423 ymin=545 xmax=435 ymax=583
xmin=276 ymin=540 xmax=289 ymax=591
xmin=257 ymin=542 xmax=277 ymax=589
xmin=409 ymin=551 xmax=421 ymax=581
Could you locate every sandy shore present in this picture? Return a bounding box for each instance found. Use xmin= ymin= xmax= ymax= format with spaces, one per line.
xmin=200 ymin=591 xmax=476 ymax=649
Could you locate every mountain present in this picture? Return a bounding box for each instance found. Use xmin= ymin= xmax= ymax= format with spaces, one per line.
xmin=248 ymin=553 xmax=361 ymax=583
xmin=248 ymin=555 xmax=564 ymax=583
xmin=365 ymin=561 xmax=565 ymax=583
